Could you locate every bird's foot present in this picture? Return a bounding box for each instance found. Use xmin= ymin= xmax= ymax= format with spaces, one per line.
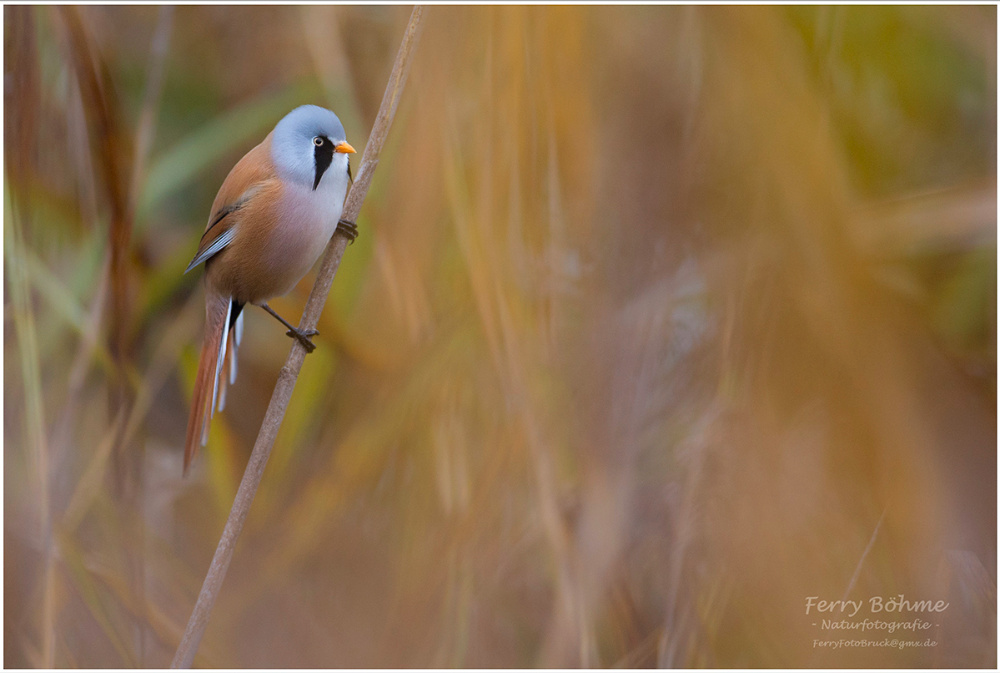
xmin=286 ymin=327 xmax=319 ymax=353
xmin=336 ymin=218 xmax=358 ymax=243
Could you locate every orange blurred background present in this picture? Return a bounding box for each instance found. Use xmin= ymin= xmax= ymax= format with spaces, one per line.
xmin=4 ymin=5 xmax=996 ymax=667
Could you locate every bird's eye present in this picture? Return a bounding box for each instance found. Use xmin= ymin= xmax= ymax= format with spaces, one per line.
xmin=313 ymin=137 xmax=324 ymax=147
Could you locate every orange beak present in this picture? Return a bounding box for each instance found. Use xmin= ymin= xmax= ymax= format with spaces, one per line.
xmin=334 ymin=141 xmax=357 ymax=154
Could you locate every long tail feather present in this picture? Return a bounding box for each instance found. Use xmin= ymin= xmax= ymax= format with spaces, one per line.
xmin=183 ymin=290 xmax=232 ymax=474
xmin=217 ymin=316 xmax=240 ymax=412
xmin=211 ymin=299 xmax=232 ymax=415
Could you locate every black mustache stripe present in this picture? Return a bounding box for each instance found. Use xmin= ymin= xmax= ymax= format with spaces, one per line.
xmin=313 ymin=136 xmax=333 ymax=190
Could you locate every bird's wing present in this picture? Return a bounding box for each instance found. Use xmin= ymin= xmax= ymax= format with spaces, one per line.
xmin=184 ymin=133 xmax=277 ymax=273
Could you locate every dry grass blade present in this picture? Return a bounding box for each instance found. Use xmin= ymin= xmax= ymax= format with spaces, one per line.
xmin=7 ymin=193 xmax=57 ymax=669
xmin=841 ymin=507 xmax=887 ymax=603
xmin=169 ymin=6 xmax=427 ymax=668
xmin=50 ymin=255 xmax=111 ymax=462
xmin=55 ymin=7 xmax=173 ymax=664
xmin=56 ymin=6 xmax=137 ymax=495
xmin=4 ymin=7 xmax=57 ymax=666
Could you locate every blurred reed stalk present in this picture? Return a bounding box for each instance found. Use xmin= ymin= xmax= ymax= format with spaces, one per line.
xmin=55 ymin=7 xmax=137 ymax=493
xmin=51 ymin=6 xmax=173 ymax=472
xmin=52 ymin=6 xmax=174 ymax=665
xmin=5 ymin=10 xmax=53 ymax=664
xmin=170 ymin=6 xmax=426 ymax=668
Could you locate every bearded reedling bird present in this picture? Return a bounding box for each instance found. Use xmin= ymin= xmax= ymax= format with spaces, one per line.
xmin=182 ymin=105 xmax=357 ymax=474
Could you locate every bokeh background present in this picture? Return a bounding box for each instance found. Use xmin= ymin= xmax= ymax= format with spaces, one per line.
xmin=4 ymin=5 xmax=996 ymax=668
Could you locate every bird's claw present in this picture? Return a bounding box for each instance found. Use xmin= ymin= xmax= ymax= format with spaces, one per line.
xmin=286 ymin=328 xmax=319 ymax=353
xmin=336 ymin=218 xmax=359 ymax=243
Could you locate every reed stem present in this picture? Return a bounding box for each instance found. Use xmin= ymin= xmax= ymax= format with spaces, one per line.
xmin=170 ymin=6 xmax=425 ymax=668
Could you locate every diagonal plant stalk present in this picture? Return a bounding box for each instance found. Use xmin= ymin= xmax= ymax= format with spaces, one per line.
xmin=170 ymin=6 xmax=425 ymax=668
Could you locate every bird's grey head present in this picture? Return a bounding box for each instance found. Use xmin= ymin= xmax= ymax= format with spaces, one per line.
xmin=271 ymin=105 xmax=354 ymax=191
